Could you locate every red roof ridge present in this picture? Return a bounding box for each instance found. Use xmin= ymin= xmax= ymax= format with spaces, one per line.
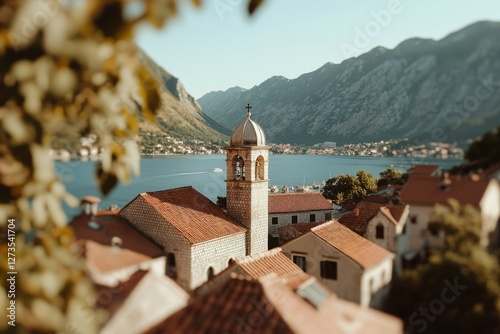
xmin=379 ymin=207 xmax=398 ymax=225
xmin=269 ymin=192 xmax=332 ymax=214
xmin=311 ymin=220 xmax=393 ymax=269
xmin=139 ymin=185 xmax=194 ymax=196
xmin=130 ymin=186 xmax=246 ymax=244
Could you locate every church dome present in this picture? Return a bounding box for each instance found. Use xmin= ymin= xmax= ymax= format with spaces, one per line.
xmin=230 ymin=109 xmax=266 ymax=146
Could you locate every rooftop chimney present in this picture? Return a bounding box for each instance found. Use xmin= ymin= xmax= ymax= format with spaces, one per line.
xmin=80 ymin=196 xmax=101 ymax=216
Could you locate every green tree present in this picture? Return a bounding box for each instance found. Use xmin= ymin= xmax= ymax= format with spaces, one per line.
xmin=377 ymin=167 xmax=407 ymax=187
xmin=216 ymin=196 xmax=227 ymax=210
xmin=465 ymin=126 xmax=500 ymax=167
xmin=384 ymin=200 xmax=500 ymax=334
xmin=451 ymin=126 xmax=500 ymax=174
xmin=0 ymin=1 xmax=264 ymax=332
xmin=322 ymin=170 xmax=377 ymax=202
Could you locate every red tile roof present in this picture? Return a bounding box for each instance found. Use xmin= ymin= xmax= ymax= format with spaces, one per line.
xmin=126 ymin=186 xmax=246 ymax=244
xmin=269 ymin=193 xmax=332 ymax=214
xmin=146 ymin=273 xmax=402 ymax=334
xmin=70 ymin=213 xmax=164 ymax=272
xmin=95 ymin=270 xmax=148 ymax=314
xmin=235 ymin=248 xmax=311 ymax=289
xmin=401 ymin=175 xmax=491 ymax=206
xmin=338 ymin=201 xmax=406 ymax=235
xmin=311 ymin=221 xmax=393 ymax=269
xmin=145 ymin=275 xmax=294 ymax=334
xmin=409 ymin=165 xmax=441 ymax=176
xmin=82 ymin=240 xmax=156 ymax=273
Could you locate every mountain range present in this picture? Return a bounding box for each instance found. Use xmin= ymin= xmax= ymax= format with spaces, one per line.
xmin=198 ymin=21 xmax=500 ymax=146
xmin=137 ymin=49 xmax=230 ymax=142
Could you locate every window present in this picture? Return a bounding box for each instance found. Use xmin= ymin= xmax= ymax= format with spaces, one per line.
xmin=376 ymin=224 xmax=384 ymax=239
xmin=272 ymin=217 xmax=278 ymax=225
xmin=291 ymin=215 xmax=298 ymax=224
xmin=309 ymin=214 xmax=316 ymax=222
xmin=293 ymin=255 xmax=307 ymax=272
xmin=207 ymin=266 xmax=215 ymax=279
xmin=410 ymin=215 xmax=417 ymax=224
xmin=320 ymin=261 xmax=337 ymax=280
xmin=325 ymin=212 xmax=332 ymax=221
xmin=166 ymin=253 xmax=177 ymax=278
xmin=234 ymin=155 xmax=245 ymax=181
xmin=402 ymin=223 xmax=407 ymax=235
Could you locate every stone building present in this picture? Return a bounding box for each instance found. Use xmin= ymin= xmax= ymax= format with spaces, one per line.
xmin=281 ymin=220 xmax=394 ymax=307
xmin=119 ymin=186 xmax=248 ymax=290
xmin=117 ymin=107 xmax=271 ymax=291
xmin=339 ymin=201 xmax=411 ymax=274
xmin=268 ymin=192 xmax=333 ymax=238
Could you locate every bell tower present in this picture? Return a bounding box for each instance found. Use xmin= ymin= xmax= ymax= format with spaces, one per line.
xmin=226 ymin=104 xmax=269 ymax=255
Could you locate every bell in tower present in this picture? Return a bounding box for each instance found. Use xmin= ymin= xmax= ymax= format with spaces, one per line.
xmin=225 ymin=104 xmax=269 ymax=255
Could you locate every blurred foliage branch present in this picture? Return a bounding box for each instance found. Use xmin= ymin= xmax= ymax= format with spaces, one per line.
xmin=385 ymin=200 xmax=500 ymax=334
xmin=0 ymin=0 xmax=264 ymax=332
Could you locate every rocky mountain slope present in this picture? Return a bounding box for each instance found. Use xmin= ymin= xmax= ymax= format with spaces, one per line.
xmin=137 ymin=49 xmax=230 ymax=142
xmin=198 ymin=21 xmax=500 ymax=146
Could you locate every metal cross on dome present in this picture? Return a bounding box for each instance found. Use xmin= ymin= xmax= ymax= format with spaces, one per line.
xmin=245 ymin=103 xmax=252 ymax=117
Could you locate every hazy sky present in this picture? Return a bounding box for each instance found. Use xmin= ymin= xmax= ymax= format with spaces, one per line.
xmin=137 ymin=0 xmax=500 ymax=98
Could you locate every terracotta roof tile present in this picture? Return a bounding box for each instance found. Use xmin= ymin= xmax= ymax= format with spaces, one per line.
xmin=129 ymin=186 xmax=247 ymax=244
xmin=401 ymin=175 xmax=492 ymax=206
xmin=269 ymin=193 xmax=332 ymax=214
xmin=145 ymin=275 xmax=293 ymax=334
xmin=409 ymin=165 xmax=441 ymax=176
xmin=70 ymin=213 xmax=164 ymax=256
xmin=318 ymin=295 xmax=403 ymax=334
xmin=146 ymin=274 xmax=402 ymax=334
xmin=83 ymin=240 xmax=155 ymax=273
xmin=365 ymin=194 xmax=390 ymax=204
xmin=95 ymin=270 xmax=147 ymax=314
xmin=235 ymin=248 xmax=311 ymax=289
xmin=338 ymin=201 xmax=406 ymax=235
xmin=311 ymin=221 xmax=393 ymax=269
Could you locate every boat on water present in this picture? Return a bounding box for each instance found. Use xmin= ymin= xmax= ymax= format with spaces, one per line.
xmin=212 ymin=168 xmax=223 ymax=173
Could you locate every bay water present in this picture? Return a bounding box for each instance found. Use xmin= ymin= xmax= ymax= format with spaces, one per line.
xmin=58 ymin=154 xmax=461 ymax=218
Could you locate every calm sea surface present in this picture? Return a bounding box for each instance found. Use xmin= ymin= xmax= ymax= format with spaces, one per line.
xmin=58 ymin=154 xmax=461 ymax=217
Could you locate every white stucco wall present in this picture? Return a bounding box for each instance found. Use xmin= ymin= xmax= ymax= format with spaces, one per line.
xmin=281 ymin=232 xmax=393 ymax=307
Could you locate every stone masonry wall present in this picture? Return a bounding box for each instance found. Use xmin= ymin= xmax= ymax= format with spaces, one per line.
xmin=190 ymin=233 xmax=246 ymax=290
xmin=119 ymin=197 xmax=192 ymax=290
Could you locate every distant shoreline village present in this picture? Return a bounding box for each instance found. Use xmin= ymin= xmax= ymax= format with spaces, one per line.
xmin=50 ymin=136 xmax=463 ymax=162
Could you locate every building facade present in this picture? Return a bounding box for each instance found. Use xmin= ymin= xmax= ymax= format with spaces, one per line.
xmin=268 ymin=193 xmax=333 ymax=237
xmin=281 ymin=220 xmax=394 ymax=307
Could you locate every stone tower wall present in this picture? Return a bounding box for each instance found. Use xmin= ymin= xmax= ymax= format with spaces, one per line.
xmin=226 ymin=146 xmax=269 ymax=254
